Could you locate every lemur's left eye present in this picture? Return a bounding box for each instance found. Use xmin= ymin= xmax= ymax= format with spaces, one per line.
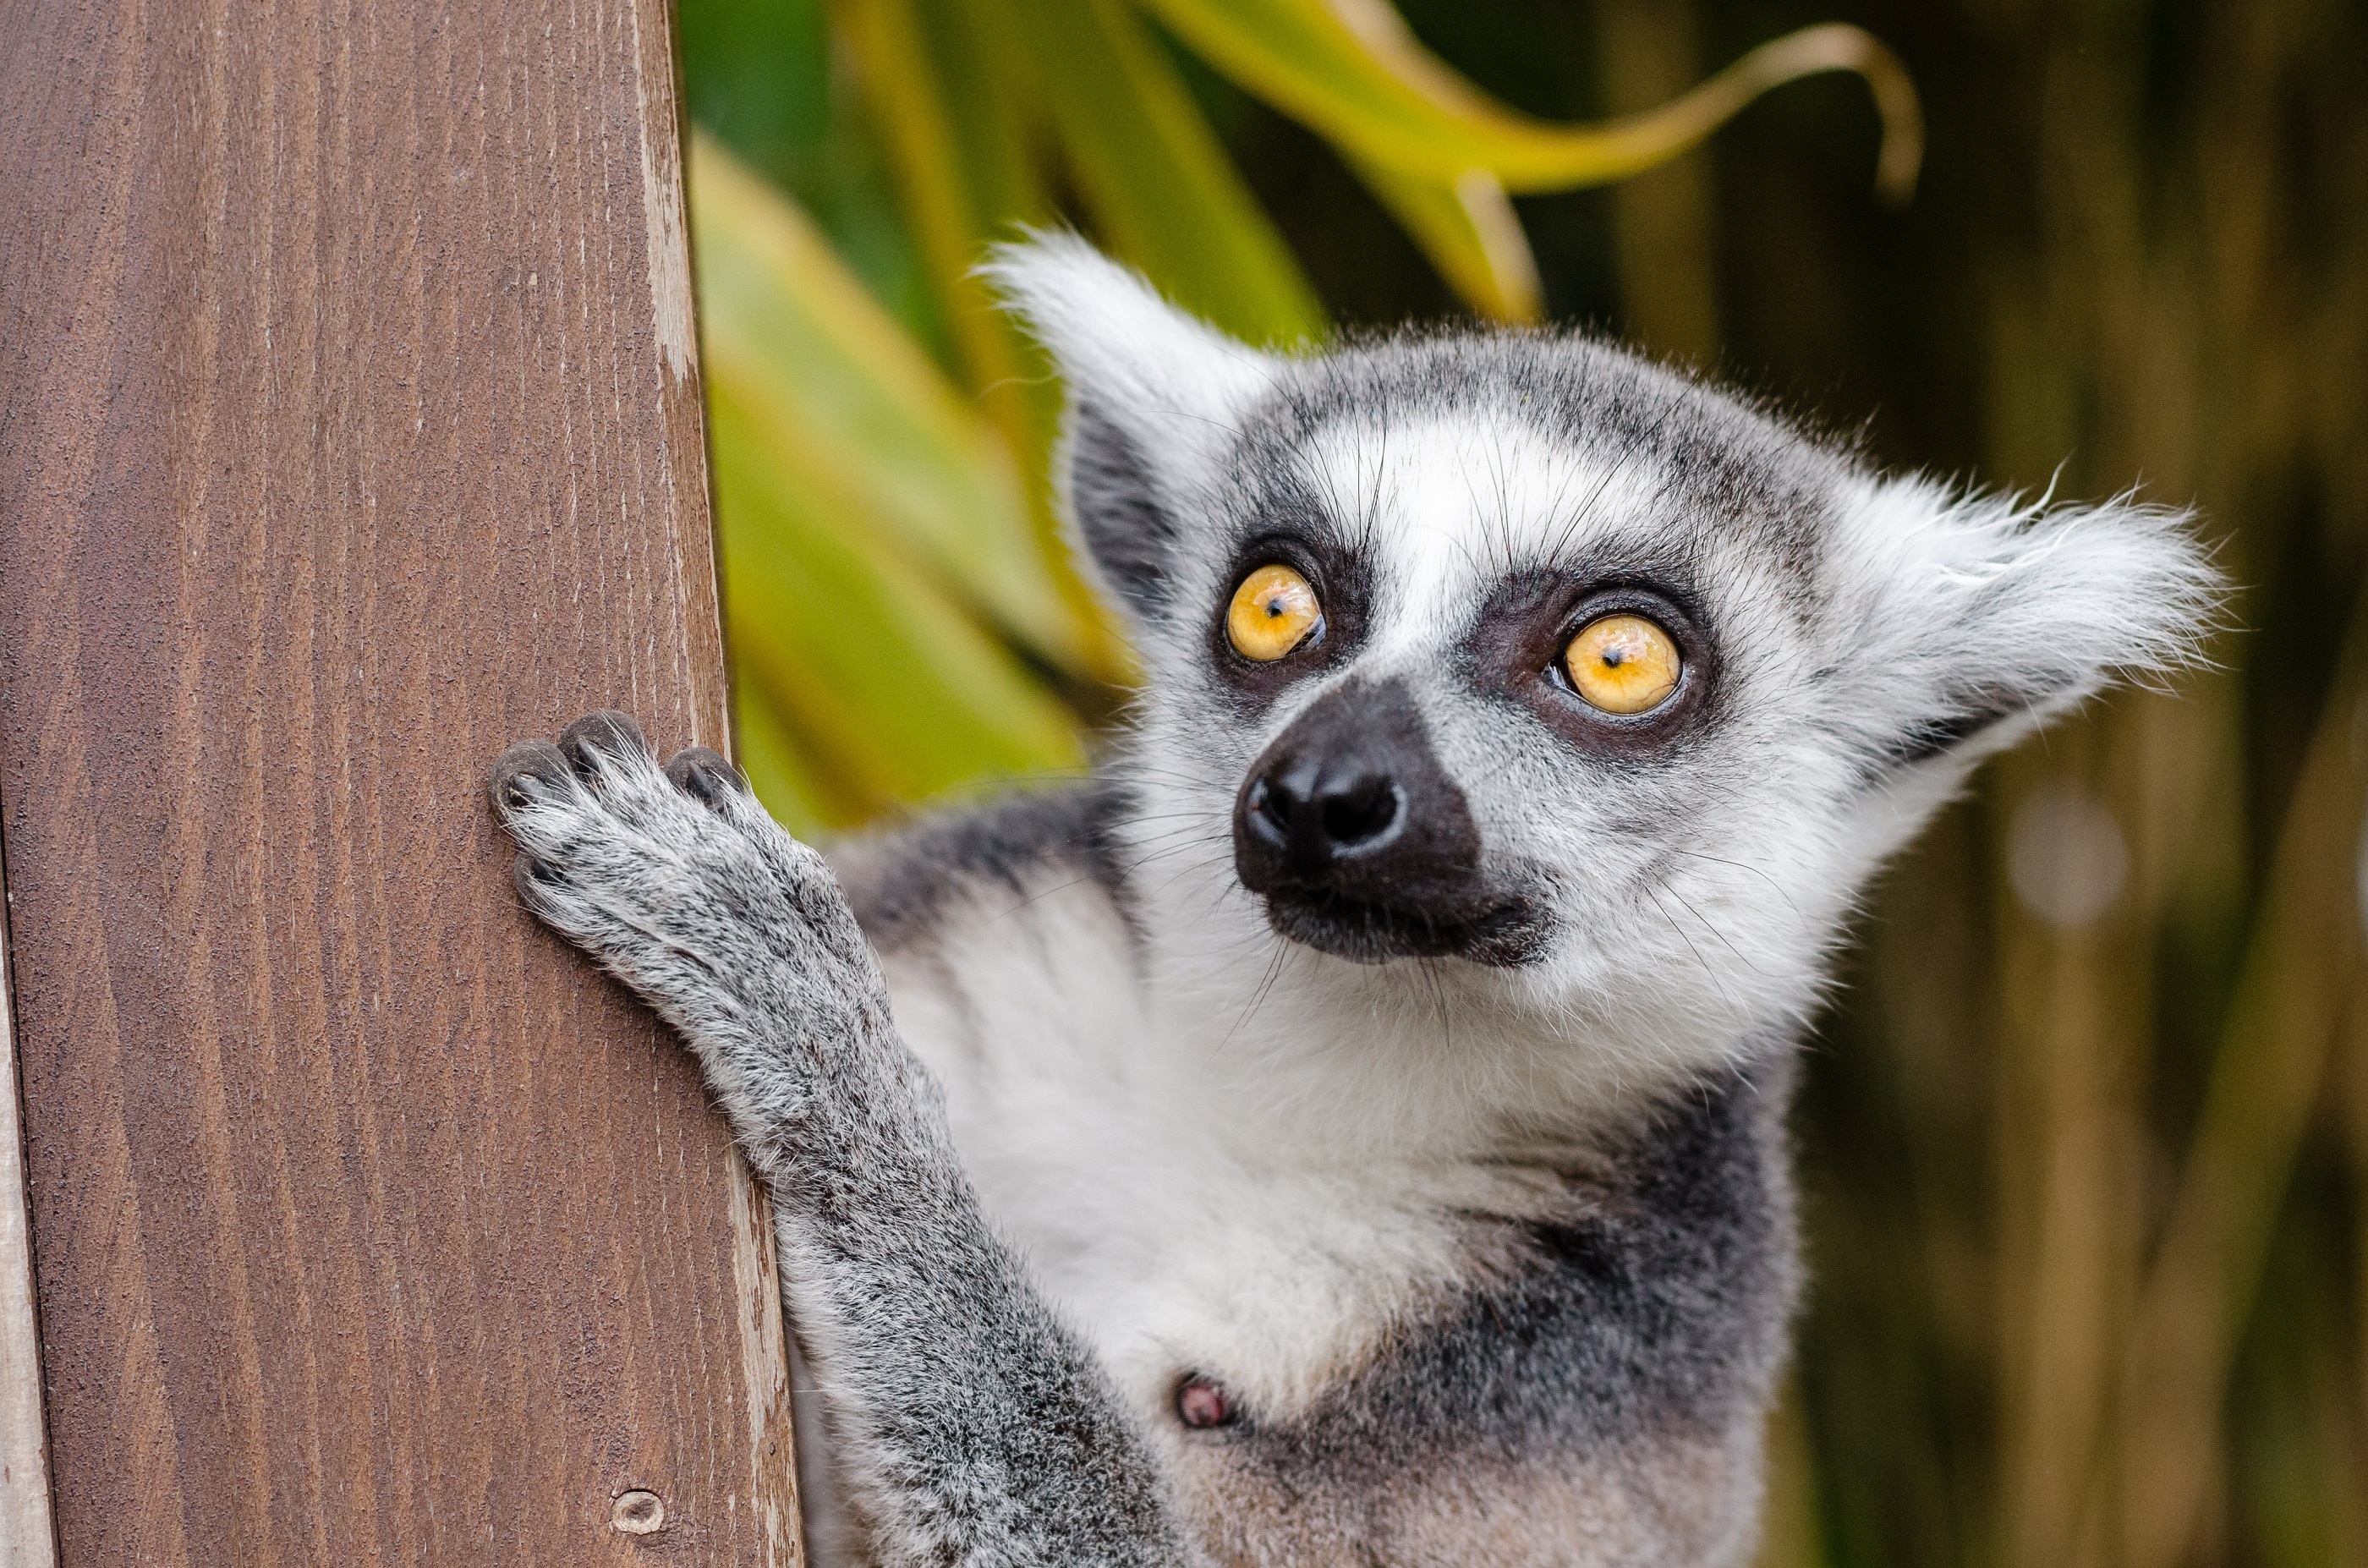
xmin=1563 ymin=614 xmax=1681 ymax=714
xmin=1227 ymin=564 xmax=1323 ymax=661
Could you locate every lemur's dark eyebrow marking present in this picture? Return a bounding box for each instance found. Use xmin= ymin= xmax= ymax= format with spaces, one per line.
xmin=1242 ymin=464 xmax=1350 ymax=556
xmin=1533 ymin=391 xmax=1688 ymax=573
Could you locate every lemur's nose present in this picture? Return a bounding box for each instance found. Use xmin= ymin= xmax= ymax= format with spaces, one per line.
xmin=1246 ymin=759 xmax=1403 ymax=867
xmin=1234 ymin=675 xmax=1486 ymax=905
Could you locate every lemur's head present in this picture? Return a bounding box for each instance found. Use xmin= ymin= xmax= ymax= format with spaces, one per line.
xmin=994 ymin=238 xmax=2213 ymax=1104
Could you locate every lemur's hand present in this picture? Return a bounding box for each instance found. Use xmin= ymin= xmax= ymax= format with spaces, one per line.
xmin=488 ymin=714 xmax=1201 ymax=1568
xmin=488 ymin=711 xmax=896 ymax=1155
xmin=489 ymin=710 xmax=871 ymax=1037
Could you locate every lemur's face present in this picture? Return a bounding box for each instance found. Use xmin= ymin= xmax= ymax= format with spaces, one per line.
xmin=1197 ymin=404 xmax=1781 ymax=976
xmin=998 ymin=241 xmax=2209 ymax=1059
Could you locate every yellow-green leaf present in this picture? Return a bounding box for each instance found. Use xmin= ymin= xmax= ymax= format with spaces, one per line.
xmin=708 ymin=381 xmax=1087 ymax=824
xmin=689 ymin=134 xmax=1094 ymax=677
xmin=833 ymin=0 xmax=1039 ymax=402
xmin=1010 ymin=0 xmax=1329 ymax=346
xmin=1142 ymin=2 xmax=1922 ymax=199
xmin=1348 ymin=159 xmax=1541 ymax=321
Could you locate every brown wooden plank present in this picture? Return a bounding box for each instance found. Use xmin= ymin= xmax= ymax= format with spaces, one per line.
xmin=0 ymin=1 xmax=801 ymax=1562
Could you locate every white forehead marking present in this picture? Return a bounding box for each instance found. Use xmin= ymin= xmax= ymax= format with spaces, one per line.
xmin=1293 ymin=412 xmax=1672 ymax=658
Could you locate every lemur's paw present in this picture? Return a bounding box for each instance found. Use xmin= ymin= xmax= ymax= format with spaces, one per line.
xmin=487 ymin=711 xmax=880 ymax=1030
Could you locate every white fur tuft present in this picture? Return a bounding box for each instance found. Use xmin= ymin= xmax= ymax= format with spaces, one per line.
xmin=981 ymin=232 xmax=1280 ymax=436
xmin=1829 ymin=474 xmax=2223 ymax=765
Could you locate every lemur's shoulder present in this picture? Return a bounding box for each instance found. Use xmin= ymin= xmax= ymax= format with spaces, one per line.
xmin=1176 ymin=1063 xmax=1800 ymax=1568
xmin=1362 ymin=1061 xmax=1798 ymax=1452
xmin=828 ymin=779 xmax=1138 ymax=955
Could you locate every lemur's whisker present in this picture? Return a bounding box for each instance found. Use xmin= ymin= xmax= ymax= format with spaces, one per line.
xmin=1146 ymin=848 xmax=1240 ymax=902
xmin=1664 ymin=848 xmax=1801 ymax=918
xmin=1660 ymin=884 xmax=1768 ymax=979
xmin=1210 ymin=937 xmax=1292 ymax=1063
xmin=1643 ymin=885 xmax=1737 ymax=1012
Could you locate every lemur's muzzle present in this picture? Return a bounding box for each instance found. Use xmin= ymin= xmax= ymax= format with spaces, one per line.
xmin=1234 ymin=677 xmax=1538 ymax=965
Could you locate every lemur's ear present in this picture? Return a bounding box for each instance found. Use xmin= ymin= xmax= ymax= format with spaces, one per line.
xmin=985 ymin=235 xmax=1281 ymax=620
xmin=1824 ymin=475 xmax=2220 ymax=775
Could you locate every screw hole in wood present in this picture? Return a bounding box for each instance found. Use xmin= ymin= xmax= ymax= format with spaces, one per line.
xmin=611 ymin=1489 xmax=666 ymax=1536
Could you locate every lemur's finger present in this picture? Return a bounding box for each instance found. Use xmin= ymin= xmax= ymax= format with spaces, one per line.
xmin=665 ymin=746 xmax=748 ymax=812
xmin=510 ymin=848 xmax=570 ymax=912
xmin=558 ymin=710 xmax=650 ymax=779
xmin=488 ymin=739 xmax=571 ymax=819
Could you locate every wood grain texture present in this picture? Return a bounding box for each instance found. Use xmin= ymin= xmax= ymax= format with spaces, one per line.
xmin=0 ymin=1 xmax=801 ymax=1563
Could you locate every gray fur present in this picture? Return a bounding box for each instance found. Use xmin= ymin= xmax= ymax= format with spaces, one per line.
xmin=836 ymin=783 xmax=1138 ymax=957
xmin=491 ymin=240 xmax=2216 ymax=1568
xmin=1070 ymin=402 xmax=1187 ymax=618
xmin=1170 ymin=1063 xmax=1796 ymax=1568
xmin=1296 ymin=1065 xmax=1798 ymax=1459
xmin=492 ymin=721 xmax=1196 ymax=1568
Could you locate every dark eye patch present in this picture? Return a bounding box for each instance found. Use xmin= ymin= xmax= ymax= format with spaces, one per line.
xmin=1463 ymin=569 xmax=1718 ymax=759
xmin=1205 ymin=479 xmax=1373 ymax=707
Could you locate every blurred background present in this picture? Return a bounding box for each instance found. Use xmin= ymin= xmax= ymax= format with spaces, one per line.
xmin=671 ymin=2 xmax=2368 ymax=1565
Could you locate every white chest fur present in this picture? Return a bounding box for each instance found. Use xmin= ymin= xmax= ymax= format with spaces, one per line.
xmin=873 ymin=872 xmax=1545 ymax=1428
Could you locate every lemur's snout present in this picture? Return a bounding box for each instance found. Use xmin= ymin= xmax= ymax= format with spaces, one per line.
xmin=1235 ymin=678 xmax=1537 ymax=965
xmin=1243 ymin=757 xmax=1403 ymax=869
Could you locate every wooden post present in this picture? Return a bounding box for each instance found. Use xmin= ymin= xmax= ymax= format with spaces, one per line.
xmin=0 ymin=3 xmax=802 ymax=1563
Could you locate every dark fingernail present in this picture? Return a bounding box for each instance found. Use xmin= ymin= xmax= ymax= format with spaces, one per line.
xmin=489 ymin=740 xmax=569 ymax=816
xmin=559 ymin=710 xmax=650 ymax=774
xmin=666 ymin=746 xmax=746 ymax=809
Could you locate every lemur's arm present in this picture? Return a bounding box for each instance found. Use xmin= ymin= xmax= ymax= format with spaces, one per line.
xmin=491 ymin=713 xmax=1199 ymax=1568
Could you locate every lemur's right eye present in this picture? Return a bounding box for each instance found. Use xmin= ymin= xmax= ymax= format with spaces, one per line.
xmin=1227 ymin=565 xmax=1323 ymax=661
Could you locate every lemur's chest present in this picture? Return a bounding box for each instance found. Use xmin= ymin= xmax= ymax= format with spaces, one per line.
xmin=869 ymin=883 xmax=1528 ymax=1429
xmin=846 ymin=832 xmax=1794 ymax=1568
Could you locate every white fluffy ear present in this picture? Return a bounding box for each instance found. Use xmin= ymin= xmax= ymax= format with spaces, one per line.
xmin=1823 ymin=474 xmax=2222 ymax=773
xmin=984 ymin=235 xmax=1281 ymax=618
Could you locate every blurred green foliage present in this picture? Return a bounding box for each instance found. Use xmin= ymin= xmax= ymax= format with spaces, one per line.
xmin=678 ymin=0 xmax=1912 ymax=830
xmin=693 ymin=137 xmax=1088 ymax=826
xmin=678 ymin=2 xmax=2368 ymax=1566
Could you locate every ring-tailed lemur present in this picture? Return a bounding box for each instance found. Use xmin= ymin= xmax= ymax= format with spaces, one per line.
xmin=490 ymin=238 xmax=2214 ymax=1568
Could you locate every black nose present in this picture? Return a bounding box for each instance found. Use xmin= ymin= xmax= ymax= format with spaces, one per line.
xmin=1233 ymin=678 xmax=1543 ymax=965
xmin=1232 ymin=676 xmax=1485 ymax=903
xmin=1246 ymin=760 xmax=1403 ymax=869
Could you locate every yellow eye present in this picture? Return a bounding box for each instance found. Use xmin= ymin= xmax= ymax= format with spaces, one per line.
xmin=1226 ymin=564 xmax=1323 ymax=662
xmin=1563 ymin=614 xmax=1681 ymax=714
